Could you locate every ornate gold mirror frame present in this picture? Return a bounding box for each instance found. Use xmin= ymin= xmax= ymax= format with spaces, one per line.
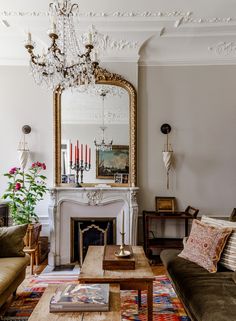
xmin=53 ymin=66 xmax=137 ymax=187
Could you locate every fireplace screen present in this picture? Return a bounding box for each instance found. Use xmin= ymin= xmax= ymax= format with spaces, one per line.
xmin=71 ymin=218 xmax=116 ymax=265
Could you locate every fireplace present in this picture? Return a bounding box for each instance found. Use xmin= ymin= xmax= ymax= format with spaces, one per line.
xmin=48 ymin=187 xmax=138 ymax=266
xmin=71 ymin=217 xmax=116 ymax=265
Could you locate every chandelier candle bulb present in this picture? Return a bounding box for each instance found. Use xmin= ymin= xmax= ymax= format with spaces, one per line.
xmin=27 ymin=32 xmax=32 ymax=44
xmin=94 ymin=52 xmax=98 ymax=61
xmin=88 ymin=32 xmax=92 ymax=45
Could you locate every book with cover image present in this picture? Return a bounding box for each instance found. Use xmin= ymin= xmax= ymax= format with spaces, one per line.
xmin=50 ymin=283 xmax=110 ymax=312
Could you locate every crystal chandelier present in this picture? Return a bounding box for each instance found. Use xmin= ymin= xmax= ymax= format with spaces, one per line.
xmin=94 ymin=92 xmax=113 ymax=152
xmin=25 ymin=0 xmax=99 ymax=90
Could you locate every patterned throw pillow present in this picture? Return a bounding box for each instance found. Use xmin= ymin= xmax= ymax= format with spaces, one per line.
xmin=201 ymin=216 xmax=236 ymax=271
xmin=178 ymin=219 xmax=232 ymax=273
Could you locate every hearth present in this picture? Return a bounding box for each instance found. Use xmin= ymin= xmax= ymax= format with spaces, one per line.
xmin=71 ymin=218 xmax=116 ymax=265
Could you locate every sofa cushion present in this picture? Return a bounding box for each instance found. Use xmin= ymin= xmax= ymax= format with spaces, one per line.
xmin=0 ymin=224 xmax=28 ymax=257
xmin=161 ymin=249 xmax=236 ymax=321
xmin=201 ymin=215 xmax=236 ymax=271
xmin=178 ymin=219 xmax=232 ymax=273
xmin=0 ymin=256 xmax=29 ymax=296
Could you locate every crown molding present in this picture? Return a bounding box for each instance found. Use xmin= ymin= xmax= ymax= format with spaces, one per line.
xmin=208 ymin=42 xmax=236 ymax=56
xmin=0 ymin=10 xmax=190 ymax=18
xmin=182 ymin=16 xmax=234 ymax=25
xmin=139 ymin=57 xmax=236 ymax=66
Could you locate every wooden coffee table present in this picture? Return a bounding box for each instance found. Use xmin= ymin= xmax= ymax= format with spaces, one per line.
xmin=80 ymin=246 xmax=155 ymax=321
xmin=28 ymin=283 xmax=121 ymax=321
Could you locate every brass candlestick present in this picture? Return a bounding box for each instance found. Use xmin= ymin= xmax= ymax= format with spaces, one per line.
xmin=115 ymin=231 xmax=131 ymax=257
xmin=118 ymin=232 xmax=126 ymax=256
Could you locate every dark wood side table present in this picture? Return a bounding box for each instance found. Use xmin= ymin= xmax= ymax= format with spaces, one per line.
xmin=0 ymin=203 xmax=9 ymax=227
xmin=143 ymin=210 xmax=195 ymax=259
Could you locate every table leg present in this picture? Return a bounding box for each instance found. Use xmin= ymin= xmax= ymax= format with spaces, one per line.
xmin=147 ymin=282 xmax=153 ymax=321
xmin=185 ymin=218 xmax=189 ymax=236
xmin=138 ymin=289 xmax=141 ymax=308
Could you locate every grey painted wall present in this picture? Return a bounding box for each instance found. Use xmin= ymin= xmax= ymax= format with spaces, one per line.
xmin=0 ymin=64 xmax=236 ymax=238
xmin=138 ymin=65 xmax=236 ymax=217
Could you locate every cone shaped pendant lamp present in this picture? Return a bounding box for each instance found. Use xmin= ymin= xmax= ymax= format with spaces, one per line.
xmin=161 ymin=124 xmax=173 ymax=189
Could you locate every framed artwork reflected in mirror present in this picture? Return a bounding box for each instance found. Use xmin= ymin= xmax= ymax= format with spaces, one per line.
xmin=96 ymin=145 xmax=129 ymax=179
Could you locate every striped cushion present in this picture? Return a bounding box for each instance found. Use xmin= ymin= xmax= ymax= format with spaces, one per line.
xmin=201 ymin=216 xmax=236 ymax=271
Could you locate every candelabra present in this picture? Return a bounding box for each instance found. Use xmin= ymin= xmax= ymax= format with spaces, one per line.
xmin=70 ymin=160 xmax=91 ymax=187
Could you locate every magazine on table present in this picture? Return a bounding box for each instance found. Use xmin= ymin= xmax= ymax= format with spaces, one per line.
xmin=50 ymin=283 xmax=109 ymax=312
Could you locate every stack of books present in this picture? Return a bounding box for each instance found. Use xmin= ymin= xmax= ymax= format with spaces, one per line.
xmin=50 ymin=283 xmax=109 ymax=312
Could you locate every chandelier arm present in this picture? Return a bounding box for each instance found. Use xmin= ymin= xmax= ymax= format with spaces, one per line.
xmin=25 ymin=47 xmax=46 ymax=68
xmin=70 ymin=4 xmax=79 ymax=14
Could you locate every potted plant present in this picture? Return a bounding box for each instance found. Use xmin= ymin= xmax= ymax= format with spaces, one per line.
xmin=2 ymin=162 xmax=47 ymax=273
xmin=2 ymin=161 xmax=47 ymax=224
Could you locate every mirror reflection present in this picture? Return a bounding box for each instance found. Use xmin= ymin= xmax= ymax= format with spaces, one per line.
xmin=61 ymin=85 xmax=129 ymax=185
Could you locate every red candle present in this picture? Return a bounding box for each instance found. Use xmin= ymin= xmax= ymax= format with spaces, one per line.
xmin=74 ymin=145 xmax=76 ymax=164
xmin=70 ymin=143 xmax=72 ymax=162
xmin=85 ymin=144 xmax=87 ymax=163
xmin=78 ymin=145 xmax=80 ymax=164
xmin=89 ymin=147 xmax=91 ymax=165
xmin=81 ymin=144 xmax=83 ymax=161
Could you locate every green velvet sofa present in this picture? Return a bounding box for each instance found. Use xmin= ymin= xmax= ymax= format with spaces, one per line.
xmin=0 ymin=255 xmax=30 ymax=307
xmin=161 ymin=249 xmax=236 ymax=321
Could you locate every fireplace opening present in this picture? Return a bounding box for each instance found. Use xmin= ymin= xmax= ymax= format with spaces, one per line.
xmin=71 ymin=218 xmax=116 ymax=265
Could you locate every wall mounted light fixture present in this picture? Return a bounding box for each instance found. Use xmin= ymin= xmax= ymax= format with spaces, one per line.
xmin=161 ymin=124 xmax=173 ymax=189
xmin=17 ymin=125 xmax=31 ymax=170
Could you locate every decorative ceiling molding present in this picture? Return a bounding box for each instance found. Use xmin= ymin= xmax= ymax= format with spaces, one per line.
xmin=1 ymin=10 xmax=234 ymax=25
xmin=80 ymin=29 xmax=139 ymax=51
xmin=208 ymin=42 xmax=236 ymax=56
xmin=0 ymin=10 xmax=191 ymax=18
xmin=183 ymin=16 xmax=233 ymax=24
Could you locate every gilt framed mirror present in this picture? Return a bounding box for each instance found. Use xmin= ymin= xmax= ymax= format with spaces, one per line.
xmin=53 ymin=66 xmax=137 ymax=187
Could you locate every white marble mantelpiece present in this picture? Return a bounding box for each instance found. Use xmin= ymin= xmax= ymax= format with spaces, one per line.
xmin=48 ymin=186 xmax=139 ymax=266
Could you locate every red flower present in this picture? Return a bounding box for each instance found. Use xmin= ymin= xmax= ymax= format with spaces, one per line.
xmin=9 ymin=167 xmax=18 ymax=175
xmin=31 ymin=161 xmax=46 ymax=170
xmin=15 ymin=182 xmax=21 ymax=190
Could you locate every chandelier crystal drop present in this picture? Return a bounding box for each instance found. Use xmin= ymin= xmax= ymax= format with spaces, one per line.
xmin=25 ymin=0 xmax=99 ymax=91
xmin=94 ymin=92 xmax=113 ymax=152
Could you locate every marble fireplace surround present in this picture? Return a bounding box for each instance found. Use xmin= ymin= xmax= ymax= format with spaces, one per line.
xmin=48 ymin=187 xmax=139 ymax=266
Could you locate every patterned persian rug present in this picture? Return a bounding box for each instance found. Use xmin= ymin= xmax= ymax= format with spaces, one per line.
xmin=1 ymin=275 xmax=190 ymax=321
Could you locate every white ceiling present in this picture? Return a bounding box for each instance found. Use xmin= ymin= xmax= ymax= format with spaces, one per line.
xmin=1 ymin=0 xmax=236 ymax=65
